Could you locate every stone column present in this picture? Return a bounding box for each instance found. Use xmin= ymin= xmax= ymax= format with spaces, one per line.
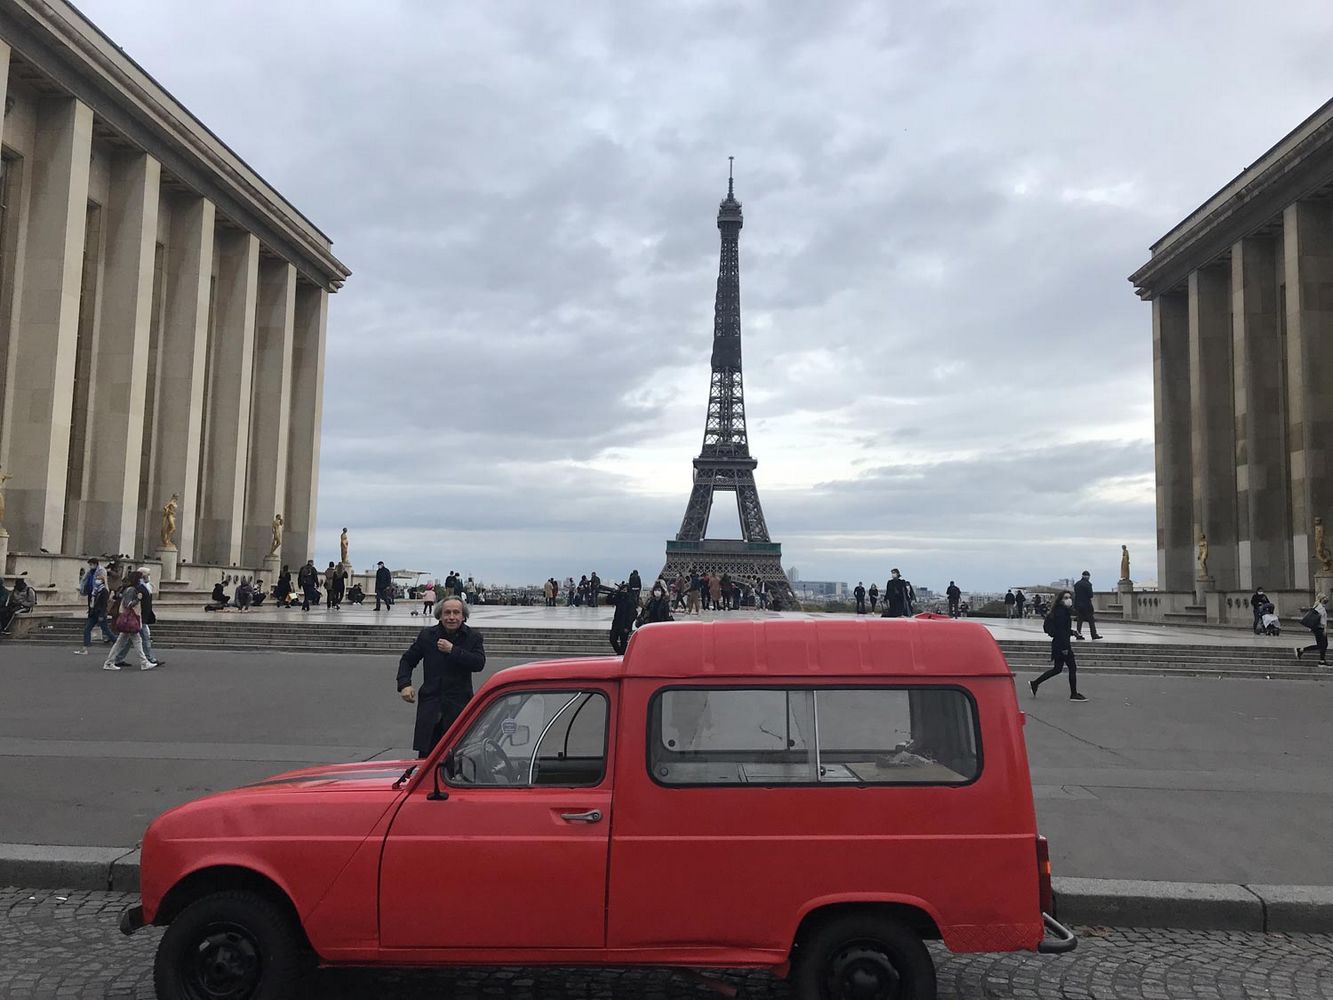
xmin=82 ymin=152 xmax=160 ymax=557
xmin=243 ymin=259 xmax=295 ymax=567
xmin=283 ymin=283 xmax=328 ymax=566
xmin=1283 ymin=200 xmax=1333 ymax=592
xmin=1153 ymin=290 xmax=1193 ymax=591
xmin=150 ymin=196 xmax=214 ymax=568
xmin=1231 ymin=235 xmax=1290 ymax=590
xmin=1188 ymin=265 xmax=1238 ymax=591
xmin=3 ymin=97 xmax=93 ymax=553
xmin=196 ymin=229 xmax=258 ymax=566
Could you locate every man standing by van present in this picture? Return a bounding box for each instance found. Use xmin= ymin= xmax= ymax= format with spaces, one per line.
xmin=397 ymin=597 xmax=487 ymax=757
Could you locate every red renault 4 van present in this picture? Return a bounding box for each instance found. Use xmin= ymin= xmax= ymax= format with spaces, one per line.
xmin=122 ymin=617 xmax=1074 ymax=1000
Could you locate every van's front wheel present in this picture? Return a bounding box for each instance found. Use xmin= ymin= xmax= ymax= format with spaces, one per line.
xmin=153 ymin=890 xmax=305 ymax=1000
xmin=793 ymin=914 xmax=936 ymax=1000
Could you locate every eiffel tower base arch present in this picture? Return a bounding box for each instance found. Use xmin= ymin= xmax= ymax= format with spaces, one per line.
xmin=658 ymin=539 xmax=795 ymax=608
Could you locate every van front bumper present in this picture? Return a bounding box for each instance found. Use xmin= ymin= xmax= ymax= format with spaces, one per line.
xmin=1037 ymin=912 xmax=1077 ymax=954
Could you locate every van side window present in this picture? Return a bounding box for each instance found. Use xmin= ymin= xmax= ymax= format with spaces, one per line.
xmin=449 ymin=690 xmax=608 ymax=788
xmin=649 ymin=686 xmax=979 ymax=786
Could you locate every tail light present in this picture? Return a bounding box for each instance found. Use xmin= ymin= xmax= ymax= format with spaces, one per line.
xmin=1036 ymin=835 xmax=1054 ymax=914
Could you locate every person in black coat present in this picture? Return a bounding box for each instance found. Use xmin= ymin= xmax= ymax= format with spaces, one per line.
xmin=627 ymin=569 xmax=642 ymax=608
xmin=637 ymin=580 xmax=674 ymax=627
xmin=1072 ymin=570 xmax=1102 ymax=640
xmin=1030 ymin=589 xmax=1087 ymax=701
xmin=881 ymin=569 xmax=911 ymax=618
xmin=853 ymin=582 xmax=867 ymax=614
xmin=606 ymin=583 xmax=637 ymax=655
xmin=375 ymin=561 xmax=394 ymax=611
xmin=397 ymin=597 xmax=487 ymax=757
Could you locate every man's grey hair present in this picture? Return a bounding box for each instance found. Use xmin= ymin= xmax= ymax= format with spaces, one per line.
xmin=437 ymin=596 xmax=469 ymax=622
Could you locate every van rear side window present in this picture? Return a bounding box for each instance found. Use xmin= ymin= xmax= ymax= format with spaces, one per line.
xmin=649 ymin=686 xmax=980 ymax=786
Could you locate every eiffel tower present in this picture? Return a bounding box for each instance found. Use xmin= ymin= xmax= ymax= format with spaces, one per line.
xmin=659 ymin=162 xmax=794 ymax=605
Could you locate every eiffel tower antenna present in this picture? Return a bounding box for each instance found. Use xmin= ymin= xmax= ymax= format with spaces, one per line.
xmin=658 ymin=167 xmax=794 ymax=605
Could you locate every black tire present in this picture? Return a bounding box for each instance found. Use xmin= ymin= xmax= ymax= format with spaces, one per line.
xmin=153 ymin=889 xmax=306 ymax=1000
xmin=792 ymin=913 xmax=936 ymax=1000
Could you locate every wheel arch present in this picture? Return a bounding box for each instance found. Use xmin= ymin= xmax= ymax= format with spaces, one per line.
xmin=153 ymin=864 xmax=311 ymax=949
xmin=791 ymin=894 xmax=944 ymax=951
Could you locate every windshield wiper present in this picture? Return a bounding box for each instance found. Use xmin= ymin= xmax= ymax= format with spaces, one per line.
xmin=392 ymin=764 xmax=417 ymax=789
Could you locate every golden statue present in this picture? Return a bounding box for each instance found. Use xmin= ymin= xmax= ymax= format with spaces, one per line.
xmin=1197 ymin=532 xmax=1209 ymax=578
xmin=159 ymin=493 xmax=179 ymax=549
xmin=1316 ymin=516 xmax=1333 ymax=574
xmin=340 ymin=527 xmax=349 ymax=566
xmin=268 ymin=513 xmax=284 ymax=558
xmin=0 ymin=466 xmax=10 ymax=527
xmin=1120 ymin=544 xmax=1130 ymax=582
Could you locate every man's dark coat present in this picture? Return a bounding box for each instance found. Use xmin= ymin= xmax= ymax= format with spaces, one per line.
xmin=396 ymin=622 xmax=487 ymax=754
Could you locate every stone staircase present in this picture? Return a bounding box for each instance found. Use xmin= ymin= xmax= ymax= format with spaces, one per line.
xmin=8 ymin=617 xmax=1328 ymax=679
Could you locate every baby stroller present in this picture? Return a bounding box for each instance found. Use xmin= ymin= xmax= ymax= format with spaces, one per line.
xmin=1258 ymin=601 xmax=1280 ymax=636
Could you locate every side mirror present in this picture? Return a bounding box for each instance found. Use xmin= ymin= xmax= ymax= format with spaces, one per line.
xmin=427 ymin=757 xmax=451 ymax=801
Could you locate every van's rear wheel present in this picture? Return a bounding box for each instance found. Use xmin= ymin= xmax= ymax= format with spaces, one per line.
xmin=153 ymin=890 xmax=305 ymax=1000
xmin=793 ymin=914 xmax=936 ymax=1000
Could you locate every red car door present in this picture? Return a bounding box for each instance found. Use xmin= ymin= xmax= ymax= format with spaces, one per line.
xmin=379 ymin=686 xmax=614 ymax=949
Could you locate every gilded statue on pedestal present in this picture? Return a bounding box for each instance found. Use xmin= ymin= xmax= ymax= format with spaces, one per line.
xmin=1197 ymin=532 xmax=1209 ymax=578
xmin=1120 ymin=544 xmax=1130 ymax=583
xmin=1316 ymin=516 xmax=1333 ymax=574
xmin=340 ymin=527 xmax=349 ymax=566
xmin=269 ymin=513 xmax=284 ymax=559
xmin=159 ymin=493 xmax=179 ymax=549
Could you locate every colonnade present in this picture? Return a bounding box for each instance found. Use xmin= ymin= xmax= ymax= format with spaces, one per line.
xmin=0 ymin=38 xmax=334 ymax=573
xmin=1153 ymin=197 xmax=1333 ymax=593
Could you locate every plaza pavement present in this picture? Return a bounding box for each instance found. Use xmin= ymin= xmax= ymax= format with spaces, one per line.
xmin=0 ymin=642 xmax=1330 ymax=891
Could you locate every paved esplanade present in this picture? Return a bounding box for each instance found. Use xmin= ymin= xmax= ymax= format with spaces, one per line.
xmin=0 ymin=639 xmax=1330 ymax=885
xmin=2 ymin=888 xmax=1331 ymax=999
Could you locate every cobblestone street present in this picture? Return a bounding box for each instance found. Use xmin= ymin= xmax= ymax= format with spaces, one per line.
xmin=3 ymin=888 xmax=1332 ymax=999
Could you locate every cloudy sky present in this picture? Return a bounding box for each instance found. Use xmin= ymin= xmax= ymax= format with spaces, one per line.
xmin=82 ymin=0 xmax=1333 ymax=592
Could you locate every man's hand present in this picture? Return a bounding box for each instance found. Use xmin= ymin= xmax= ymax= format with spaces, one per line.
xmin=436 ymin=637 xmax=454 ymax=654
xmin=399 ymin=685 xmax=415 ymax=703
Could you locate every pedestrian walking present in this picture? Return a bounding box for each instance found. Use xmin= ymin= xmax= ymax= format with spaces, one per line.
xmin=709 ymin=572 xmax=722 ymax=611
xmin=136 ymin=567 xmax=162 ymax=665
xmin=298 ymin=559 xmax=319 ymax=611
xmin=946 ymin=581 xmax=961 ymax=618
xmin=638 ymin=580 xmax=674 ymax=625
xmin=868 ymin=582 xmax=879 ymax=614
xmin=1295 ymin=594 xmax=1329 ymax=667
xmin=102 ymin=571 xmax=157 ymax=671
xmin=854 ymin=582 xmax=867 ymax=614
xmin=688 ymin=569 xmax=702 ymax=615
xmin=1072 ymin=571 xmax=1102 ymax=639
xmin=1030 ymin=589 xmax=1086 ymax=701
xmin=1004 ymin=589 xmax=1016 ymax=619
xmin=422 ymin=583 xmax=436 ymax=617
xmin=324 ymin=562 xmax=338 ymax=607
xmin=375 ymin=561 xmax=393 ymax=611
xmin=628 ymin=569 xmax=642 ymax=608
xmin=1014 ymin=589 xmax=1027 ymax=621
xmin=1251 ymin=587 xmax=1269 ymax=635
xmin=881 ymin=569 xmax=912 ymax=618
xmin=77 ymin=573 xmax=114 ymax=652
xmin=397 ymin=597 xmax=487 ymax=758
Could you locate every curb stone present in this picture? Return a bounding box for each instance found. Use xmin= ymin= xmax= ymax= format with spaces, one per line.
xmin=2 ymin=847 xmax=1330 ymax=935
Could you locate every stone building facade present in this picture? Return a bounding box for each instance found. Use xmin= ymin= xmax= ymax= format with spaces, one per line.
xmin=1131 ymin=98 xmax=1333 ymax=597
xmin=0 ymin=0 xmax=348 ymax=581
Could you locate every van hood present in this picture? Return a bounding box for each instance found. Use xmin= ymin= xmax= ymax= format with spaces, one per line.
xmin=242 ymin=759 xmax=419 ymax=792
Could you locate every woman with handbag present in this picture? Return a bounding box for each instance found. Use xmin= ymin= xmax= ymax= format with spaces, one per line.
xmin=102 ymin=571 xmax=157 ymax=671
xmin=1295 ymin=594 xmax=1329 ymax=667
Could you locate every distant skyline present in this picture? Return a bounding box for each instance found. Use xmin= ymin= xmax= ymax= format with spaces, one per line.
xmin=78 ymin=1 xmax=1333 ymax=591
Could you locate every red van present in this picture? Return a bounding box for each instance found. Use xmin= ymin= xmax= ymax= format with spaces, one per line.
xmin=122 ymin=617 xmax=1074 ymax=1000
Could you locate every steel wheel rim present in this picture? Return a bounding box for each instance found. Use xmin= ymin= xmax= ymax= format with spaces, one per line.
xmin=181 ymin=922 xmax=262 ymax=1000
xmin=825 ymin=941 xmax=903 ymax=1000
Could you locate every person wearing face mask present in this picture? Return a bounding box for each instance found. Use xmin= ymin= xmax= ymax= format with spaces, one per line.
xmin=1030 ymin=589 xmax=1087 ymax=701
xmin=881 ymin=568 xmax=913 ymax=618
xmin=639 ymin=580 xmax=675 ymax=626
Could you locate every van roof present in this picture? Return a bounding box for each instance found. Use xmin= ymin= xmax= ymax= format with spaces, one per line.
xmin=482 ymin=618 xmax=1013 ymax=689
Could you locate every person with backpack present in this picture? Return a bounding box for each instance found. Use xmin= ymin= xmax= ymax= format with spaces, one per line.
xmin=1030 ymin=589 xmax=1086 ymax=701
xmin=77 ymin=569 xmax=114 ymax=652
xmin=1295 ymin=594 xmax=1329 ymax=667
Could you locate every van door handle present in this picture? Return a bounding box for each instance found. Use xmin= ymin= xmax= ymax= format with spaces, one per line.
xmin=559 ymin=809 xmax=602 ymax=823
